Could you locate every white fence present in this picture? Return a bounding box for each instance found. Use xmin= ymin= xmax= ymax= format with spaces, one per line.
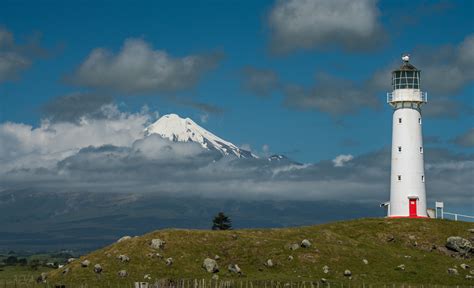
xmin=441 ymin=212 xmax=474 ymax=221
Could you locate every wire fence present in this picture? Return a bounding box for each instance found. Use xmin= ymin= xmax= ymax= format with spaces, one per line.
xmin=2 ymin=278 xmax=473 ymax=288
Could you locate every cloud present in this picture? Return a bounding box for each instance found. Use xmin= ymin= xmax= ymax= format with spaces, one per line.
xmin=0 ymin=110 xmax=150 ymax=173
xmin=267 ymin=0 xmax=386 ymax=54
xmin=0 ymin=27 xmax=45 ymax=83
xmin=241 ymin=67 xmax=279 ymax=96
xmin=332 ymin=154 xmax=353 ymax=167
xmin=415 ymin=34 xmax=474 ymax=96
xmin=42 ymin=93 xmax=115 ymax=123
xmin=67 ymin=38 xmax=223 ymax=94
xmin=453 ymin=128 xmax=474 ymax=147
xmin=172 ymin=97 xmax=224 ymax=115
xmin=281 ymin=34 xmax=474 ymax=116
xmin=283 ymin=73 xmax=379 ymax=115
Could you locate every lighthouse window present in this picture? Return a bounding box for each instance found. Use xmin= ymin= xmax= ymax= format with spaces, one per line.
xmin=392 ymin=70 xmax=420 ymax=90
xmin=420 ymin=147 xmax=423 ymax=153
xmin=398 ymin=175 xmax=402 ymax=181
xmin=418 ymin=118 xmax=422 ymax=124
xmin=398 ymin=146 xmax=402 ymax=152
xmin=398 ymin=118 xmax=402 ymax=124
xmin=422 ymin=175 xmax=425 ymax=182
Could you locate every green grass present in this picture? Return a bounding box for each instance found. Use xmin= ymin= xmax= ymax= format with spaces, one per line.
xmin=41 ymin=218 xmax=474 ymax=286
xmin=0 ymin=266 xmax=53 ymax=286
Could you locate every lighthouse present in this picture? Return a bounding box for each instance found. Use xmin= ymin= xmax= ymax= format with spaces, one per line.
xmin=386 ymin=54 xmax=428 ymax=218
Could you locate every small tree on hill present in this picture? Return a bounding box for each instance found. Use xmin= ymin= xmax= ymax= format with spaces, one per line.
xmin=212 ymin=212 xmax=232 ymax=230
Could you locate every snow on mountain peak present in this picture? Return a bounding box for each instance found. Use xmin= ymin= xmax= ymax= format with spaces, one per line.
xmin=144 ymin=114 xmax=256 ymax=158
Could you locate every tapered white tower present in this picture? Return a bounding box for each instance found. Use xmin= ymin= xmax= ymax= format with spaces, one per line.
xmin=387 ymin=55 xmax=428 ymax=218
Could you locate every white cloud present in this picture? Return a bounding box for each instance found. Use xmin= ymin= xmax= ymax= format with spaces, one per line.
xmin=199 ymin=113 xmax=209 ymax=123
xmin=0 ymin=107 xmax=150 ymax=172
xmin=262 ymin=144 xmax=270 ymax=157
xmin=268 ymin=0 xmax=385 ymax=53
xmin=332 ymin=154 xmax=354 ymax=167
xmin=69 ymin=38 xmax=222 ymax=93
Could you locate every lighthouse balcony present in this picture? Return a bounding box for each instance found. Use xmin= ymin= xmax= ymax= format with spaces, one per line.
xmin=387 ymin=90 xmax=427 ymax=104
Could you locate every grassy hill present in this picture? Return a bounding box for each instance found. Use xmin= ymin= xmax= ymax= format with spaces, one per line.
xmin=46 ymin=218 xmax=473 ymax=287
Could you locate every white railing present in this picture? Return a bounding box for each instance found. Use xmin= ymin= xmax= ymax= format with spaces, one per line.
xmin=442 ymin=212 xmax=474 ymax=222
xmin=387 ymin=91 xmax=427 ymax=103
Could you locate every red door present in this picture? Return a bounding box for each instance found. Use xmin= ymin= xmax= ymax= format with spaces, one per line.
xmin=409 ymin=199 xmax=417 ymax=217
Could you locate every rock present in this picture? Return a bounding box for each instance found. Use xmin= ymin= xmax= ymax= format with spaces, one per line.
xmin=344 ymin=269 xmax=352 ymax=277
xmin=165 ymin=257 xmax=173 ymax=266
xmin=231 ymin=234 xmax=238 ymax=240
xmin=144 ymin=274 xmax=152 ymax=280
xmin=461 ymin=263 xmax=470 ymax=269
xmin=62 ymin=268 xmax=70 ymax=275
xmin=446 ymin=236 xmax=473 ymax=255
xmin=94 ymin=264 xmax=103 ymax=274
xmin=468 ymin=228 xmax=474 ymax=233
xmin=437 ymin=246 xmax=454 ymax=256
xmin=117 ymin=255 xmax=130 ymax=262
xmin=214 ymin=255 xmax=220 ymax=260
xmin=150 ymin=238 xmax=166 ymax=249
xmin=447 ymin=268 xmax=458 ymax=275
xmin=301 ymin=239 xmax=312 ymax=248
xmin=67 ymin=258 xmax=75 ymax=263
xmin=211 ymin=274 xmax=219 ymax=280
xmin=265 ymin=259 xmax=274 ymax=267
xmin=408 ymin=235 xmax=416 ymax=240
xmin=228 ymin=263 xmax=242 ymax=274
xmin=320 ymin=278 xmax=327 ymax=284
xmin=322 ymin=265 xmax=330 ymax=274
xmin=470 ymin=269 xmax=474 ymax=275
xmin=118 ymin=270 xmax=128 ymax=277
xmin=386 ymin=235 xmax=395 ymax=242
xmin=147 ymin=252 xmax=163 ymax=259
xmin=36 ymin=272 xmax=47 ymax=283
xmin=466 ymin=275 xmax=474 ymax=280
xmin=396 ymin=264 xmax=405 ymax=271
xmin=81 ymin=260 xmax=90 ymax=267
xmin=202 ymin=258 xmax=219 ymax=273
xmin=362 ymin=259 xmax=368 ymax=265
xmin=288 ymin=255 xmax=294 ymax=261
xmin=117 ymin=236 xmax=132 ymax=243
xmin=289 ymin=243 xmax=300 ymax=251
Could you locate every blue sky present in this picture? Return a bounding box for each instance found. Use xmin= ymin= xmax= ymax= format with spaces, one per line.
xmin=0 ymin=0 xmax=472 ymax=231
xmin=1 ymin=0 xmax=472 ymax=163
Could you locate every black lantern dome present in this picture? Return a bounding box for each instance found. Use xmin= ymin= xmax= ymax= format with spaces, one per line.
xmin=392 ymin=55 xmax=421 ymax=90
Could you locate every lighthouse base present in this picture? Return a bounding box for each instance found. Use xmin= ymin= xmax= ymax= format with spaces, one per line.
xmin=388 ymin=215 xmax=429 ymax=219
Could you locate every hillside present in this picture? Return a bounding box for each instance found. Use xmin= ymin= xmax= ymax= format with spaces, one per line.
xmin=46 ymin=218 xmax=474 ymax=286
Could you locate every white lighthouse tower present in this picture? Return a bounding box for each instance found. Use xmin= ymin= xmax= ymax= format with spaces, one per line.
xmin=387 ymin=54 xmax=428 ymax=218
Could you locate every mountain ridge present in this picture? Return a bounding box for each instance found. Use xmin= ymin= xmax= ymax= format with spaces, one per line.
xmin=144 ymin=114 xmax=257 ymax=159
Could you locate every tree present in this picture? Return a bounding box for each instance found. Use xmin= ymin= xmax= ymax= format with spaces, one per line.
xmin=5 ymin=256 xmax=17 ymax=266
xmin=17 ymin=258 xmax=27 ymax=266
xmin=29 ymin=259 xmax=40 ymax=270
xmin=212 ymin=212 xmax=232 ymax=230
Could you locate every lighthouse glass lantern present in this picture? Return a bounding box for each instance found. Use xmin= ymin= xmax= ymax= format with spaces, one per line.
xmin=386 ymin=54 xmax=428 ymax=218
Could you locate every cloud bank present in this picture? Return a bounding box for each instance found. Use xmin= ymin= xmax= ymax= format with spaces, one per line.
xmin=0 ymin=110 xmax=472 ymax=205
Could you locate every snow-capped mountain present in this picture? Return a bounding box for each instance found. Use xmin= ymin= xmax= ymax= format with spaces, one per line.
xmin=145 ymin=114 xmax=257 ymax=158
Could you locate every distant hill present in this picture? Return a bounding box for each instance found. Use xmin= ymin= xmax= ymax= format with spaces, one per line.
xmin=47 ymin=218 xmax=474 ymax=286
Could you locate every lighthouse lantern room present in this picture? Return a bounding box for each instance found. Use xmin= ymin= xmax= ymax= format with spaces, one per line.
xmin=386 ymin=54 xmax=428 ymax=218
